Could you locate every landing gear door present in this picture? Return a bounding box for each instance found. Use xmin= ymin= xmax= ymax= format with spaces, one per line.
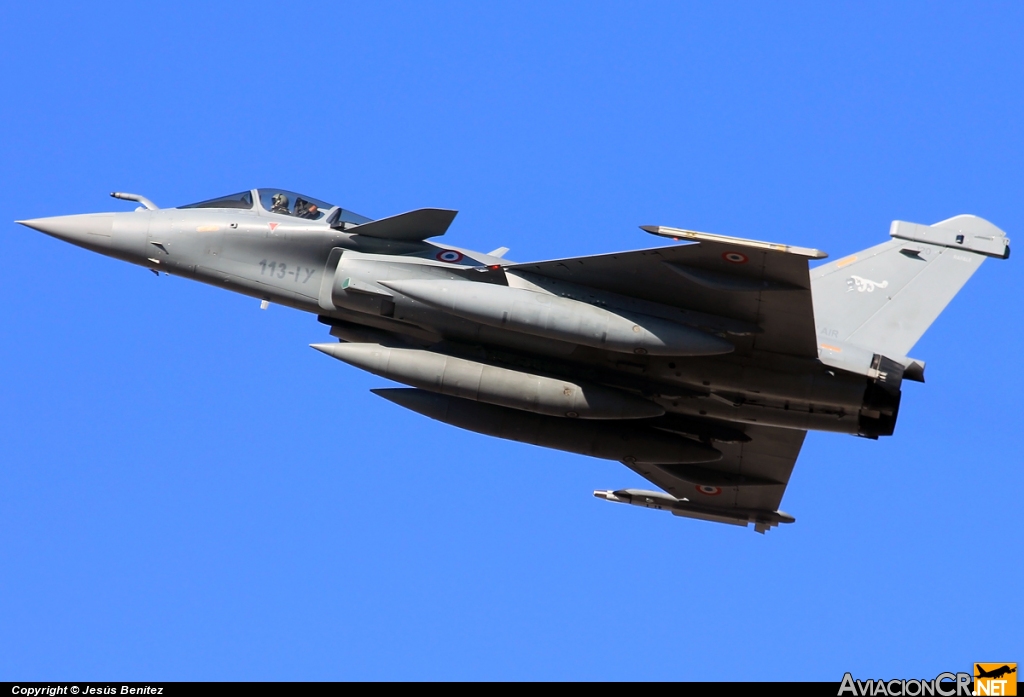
xmin=319 ymin=248 xmax=344 ymax=311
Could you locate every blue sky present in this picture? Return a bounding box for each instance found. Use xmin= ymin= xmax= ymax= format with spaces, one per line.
xmin=1 ymin=1 xmax=1021 ymax=681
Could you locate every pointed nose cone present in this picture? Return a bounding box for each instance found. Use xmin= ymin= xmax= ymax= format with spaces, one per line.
xmin=17 ymin=214 xmax=114 ymax=248
xmin=310 ymin=342 xmax=340 ymax=357
xmin=310 ymin=342 xmax=359 ymax=361
xmin=310 ymin=342 xmax=379 ymax=369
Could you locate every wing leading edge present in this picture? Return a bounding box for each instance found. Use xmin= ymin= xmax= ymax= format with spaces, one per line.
xmin=505 ymin=227 xmax=828 ymax=358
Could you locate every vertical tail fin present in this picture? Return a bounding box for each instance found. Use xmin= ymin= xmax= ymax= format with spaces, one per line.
xmin=811 ymin=215 xmax=1009 ymax=359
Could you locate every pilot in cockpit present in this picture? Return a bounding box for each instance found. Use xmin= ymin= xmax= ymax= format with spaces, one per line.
xmin=294 ymin=198 xmax=320 ymax=220
xmin=270 ymin=193 xmax=290 ymax=215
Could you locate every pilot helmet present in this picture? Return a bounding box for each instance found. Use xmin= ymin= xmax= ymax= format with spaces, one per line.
xmin=272 ymin=193 xmax=289 ymax=208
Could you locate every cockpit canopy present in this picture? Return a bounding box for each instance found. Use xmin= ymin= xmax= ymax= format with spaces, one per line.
xmin=179 ymin=189 xmax=372 ymax=226
xmin=180 ymin=190 xmax=254 ymax=210
xmin=258 ymin=189 xmax=333 ymax=220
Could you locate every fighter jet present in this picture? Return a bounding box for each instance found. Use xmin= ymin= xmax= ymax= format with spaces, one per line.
xmin=976 ymin=665 xmax=1017 ymax=680
xmin=16 ymin=189 xmax=1011 ymax=532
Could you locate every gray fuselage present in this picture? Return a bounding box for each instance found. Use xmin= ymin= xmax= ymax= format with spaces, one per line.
xmin=29 ymin=190 xmax=880 ymax=439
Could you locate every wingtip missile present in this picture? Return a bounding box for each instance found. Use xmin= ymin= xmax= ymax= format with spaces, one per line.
xmin=641 ymin=225 xmax=828 ymax=259
xmin=595 ymin=488 xmax=795 ymax=533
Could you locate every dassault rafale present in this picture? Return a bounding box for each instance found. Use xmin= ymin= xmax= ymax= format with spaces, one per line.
xmin=17 ymin=189 xmax=1010 ymax=532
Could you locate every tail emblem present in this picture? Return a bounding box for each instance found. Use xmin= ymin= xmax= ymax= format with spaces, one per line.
xmin=847 ymin=275 xmax=889 ymax=293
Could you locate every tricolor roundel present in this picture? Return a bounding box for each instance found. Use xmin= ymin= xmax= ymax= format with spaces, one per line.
xmin=436 ymin=249 xmax=465 ymax=263
xmin=695 ymin=485 xmax=722 ymax=496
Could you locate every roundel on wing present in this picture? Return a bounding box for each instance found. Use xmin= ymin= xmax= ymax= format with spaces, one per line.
xmin=696 ymin=485 xmax=723 ymax=496
xmin=722 ymin=251 xmax=749 ymax=264
xmin=436 ymin=249 xmax=465 ymax=263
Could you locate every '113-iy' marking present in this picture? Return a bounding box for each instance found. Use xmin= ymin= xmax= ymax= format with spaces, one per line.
xmin=259 ymin=260 xmax=315 ymax=283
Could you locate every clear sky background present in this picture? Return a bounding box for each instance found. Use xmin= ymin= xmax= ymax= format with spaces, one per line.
xmin=1 ymin=1 xmax=1021 ymax=681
